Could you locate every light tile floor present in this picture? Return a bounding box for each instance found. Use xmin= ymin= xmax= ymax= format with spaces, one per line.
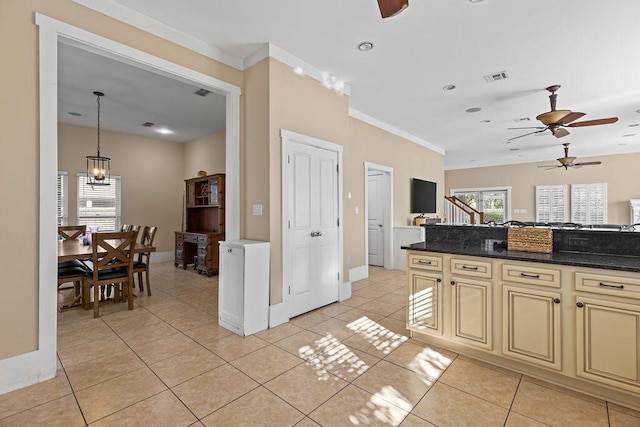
xmin=1 ymin=264 xmax=639 ymax=426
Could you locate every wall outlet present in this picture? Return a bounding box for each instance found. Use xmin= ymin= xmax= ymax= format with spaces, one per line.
xmin=252 ymin=204 xmax=263 ymax=216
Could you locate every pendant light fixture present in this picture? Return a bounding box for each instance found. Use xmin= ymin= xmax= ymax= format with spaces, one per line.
xmin=86 ymin=91 xmax=111 ymax=186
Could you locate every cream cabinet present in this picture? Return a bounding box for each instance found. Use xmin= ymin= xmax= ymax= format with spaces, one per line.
xmin=502 ymin=285 xmax=562 ymax=370
xmin=576 ymin=296 xmax=640 ymax=393
xmin=451 ymin=276 xmax=492 ymax=349
xmin=407 ymin=269 xmax=443 ymax=334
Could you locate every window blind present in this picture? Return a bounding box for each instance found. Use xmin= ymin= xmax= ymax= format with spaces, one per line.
xmin=536 ymin=185 xmax=568 ymax=223
xmin=77 ymin=173 xmax=121 ymax=231
xmin=57 ymin=171 xmax=68 ymax=226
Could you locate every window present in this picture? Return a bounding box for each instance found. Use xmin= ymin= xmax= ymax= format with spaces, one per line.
xmin=77 ymin=173 xmax=121 ymax=231
xmin=571 ymin=183 xmax=607 ymax=224
xmin=57 ymin=171 xmax=68 ymax=226
xmin=451 ymin=187 xmax=511 ymax=223
xmin=536 ymin=185 xmax=568 ymax=223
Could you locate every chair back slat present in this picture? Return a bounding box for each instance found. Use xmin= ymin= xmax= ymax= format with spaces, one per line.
xmin=91 ymin=231 xmax=136 ymax=271
xmin=58 ymin=225 xmax=86 ymax=240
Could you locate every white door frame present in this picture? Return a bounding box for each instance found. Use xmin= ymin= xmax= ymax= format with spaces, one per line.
xmin=0 ymin=14 xmax=241 ymax=395
xmin=278 ymin=129 xmax=344 ymax=324
xmin=364 ymin=162 xmax=393 ymax=270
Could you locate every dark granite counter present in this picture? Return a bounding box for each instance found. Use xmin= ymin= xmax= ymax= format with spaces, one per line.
xmin=401 ymin=224 xmax=640 ymax=273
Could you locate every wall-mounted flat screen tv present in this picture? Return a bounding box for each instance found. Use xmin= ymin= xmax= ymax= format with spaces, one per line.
xmin=411 ymin=178 xmax=437 ymax=214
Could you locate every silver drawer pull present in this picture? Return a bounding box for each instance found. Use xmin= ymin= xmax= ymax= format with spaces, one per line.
xmin=599 ymin=282 xmax=624 ymax=290
xmin=462 ymin=265 xmax=478 ymax=270
xmin=520 ymin=273 xmax=540 ymax=279
xmin=417 ymin=260 xmax=432 ymax=265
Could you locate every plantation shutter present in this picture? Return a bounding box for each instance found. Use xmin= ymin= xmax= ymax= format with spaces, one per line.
xmin=571 ymin=183 xmax=607 ymax=224
xmin=536 ymin=185 xmax=567 ymax=223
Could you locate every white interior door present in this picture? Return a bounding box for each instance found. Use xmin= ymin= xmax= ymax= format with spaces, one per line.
xmin=368 ymin=172 xmax=385 ymax=266
xmin=287 ymin=142 xmax=340 ymax=317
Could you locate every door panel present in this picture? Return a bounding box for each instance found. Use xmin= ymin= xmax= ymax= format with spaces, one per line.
xmin=287 ymin=141 xmax=340 ymax=318
xmin=368 ymin=173 xmax=384 ymax=266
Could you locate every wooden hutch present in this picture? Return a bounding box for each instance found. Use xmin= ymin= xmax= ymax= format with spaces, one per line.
xmin=174 ymin=173 xmax=225 ymax=276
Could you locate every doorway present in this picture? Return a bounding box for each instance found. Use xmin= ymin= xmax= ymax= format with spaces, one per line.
xmin=5 ymin=14 xmax=242 ymax=394
xmin=451 ymin=187 xmax=511 ymax=223
xmin=364 ymin=162 xmax=393 ymax=270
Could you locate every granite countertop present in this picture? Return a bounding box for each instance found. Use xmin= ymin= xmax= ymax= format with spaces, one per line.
xmin=402 ymin=240 xmax=640 ymax=273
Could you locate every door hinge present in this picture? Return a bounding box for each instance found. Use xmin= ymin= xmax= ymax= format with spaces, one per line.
xmin=288 ymin=286 xmax=291 ymax=295
xmin=288 ymin=155 xmax=291 ymax=164
xmin=336 ymin=164 xmax=339 ymax=173
xmin=337 ymin=272 xmax=340 ymax=281
xmin=337 ymin=218 xmax=340 ymax=227
xmin=288 ymin=220 xmax=291 ymax=229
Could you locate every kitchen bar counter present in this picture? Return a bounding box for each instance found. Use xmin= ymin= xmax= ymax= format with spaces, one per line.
xmin=402 ymin=240 xmax=640 ymax=273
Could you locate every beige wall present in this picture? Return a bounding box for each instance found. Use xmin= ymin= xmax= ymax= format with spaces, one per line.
xmin=346 ymin=118 xmax=445 ymax=269
xmin=58 ymin=123 xmax=185 ymax=253
xmin=267 ymin=58 xmax=351 ymax=304
xmin=184 ymin=129 xmax=226 ymax=180
xmin=445 ymin=152 xmax=640 ymax=224
xmin=1 ymin=0 xmax=242 ymax=360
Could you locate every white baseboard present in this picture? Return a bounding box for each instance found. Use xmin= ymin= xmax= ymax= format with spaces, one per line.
xmin=340 ymin=281 xmax=352 ymax=301
xmin=269 ymin=303 xmax=289 ymax=328
xmin=150 ymin=251 xmax=174 ymax=264
xmin=349 ymin=265 xmax=368 ymax=283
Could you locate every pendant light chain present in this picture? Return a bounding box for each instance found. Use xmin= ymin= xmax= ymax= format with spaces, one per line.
xmin=96 ymin=92 xmax=101 ymax=158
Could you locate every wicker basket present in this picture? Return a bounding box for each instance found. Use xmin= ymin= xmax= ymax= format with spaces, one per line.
xmin=507 ymin=226 xmax=553 ymax=253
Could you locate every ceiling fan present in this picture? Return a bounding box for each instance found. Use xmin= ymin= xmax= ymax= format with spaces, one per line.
xmin=508 ymin=85 xmax=618 ymax=141
xmin=378 ymin=0 xmax=409 ymax=18
xmin=538 ymin=143 xmax=602 ymax=170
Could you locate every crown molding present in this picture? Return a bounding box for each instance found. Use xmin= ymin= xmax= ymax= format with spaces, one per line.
xmin=72 ymin=0 xmax=243 ymax=70
xmin=349 ymin=108 xmax=445 ymax=155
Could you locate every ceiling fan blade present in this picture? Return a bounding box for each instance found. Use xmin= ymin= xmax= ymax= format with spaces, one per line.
xmin=552 ymin=128 xmax=570 ymax=138
xmin=568 ymin=117 xmax=619 ymax=127
xmin=378 ymin=0 xmax=409 ymax=18
xmin=537 ymin=165 xmax=562 ymax=169
xmin=508 ymin=128 xmax=548 ymax=141
xmin=573 ymin=161 xmax=602 ymax=166
xmin=507 ymin=127 xmax=546 ymax=130
xmin=556 ymin=112 xmax=585 ymax=125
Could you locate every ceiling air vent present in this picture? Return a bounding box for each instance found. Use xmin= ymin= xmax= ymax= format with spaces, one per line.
xmin=142 ymin=122 xmax=154 ymax=127
xmin=194 ymin=88 xmax=212 ymax=97
xmin=484 ymin=70 xmax=509 ymax=83
xmin=514 ymin=117 xmax=530 ymax=123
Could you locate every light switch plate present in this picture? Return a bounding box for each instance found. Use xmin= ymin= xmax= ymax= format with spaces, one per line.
xmin=253 ymin=204 xmax=263 ymax=216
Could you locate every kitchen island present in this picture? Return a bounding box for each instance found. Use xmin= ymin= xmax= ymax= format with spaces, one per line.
xmin=402 ymin=224 xmax=640 ymax=410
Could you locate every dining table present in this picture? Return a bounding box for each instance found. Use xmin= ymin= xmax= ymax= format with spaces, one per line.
xmin=58 ymin=238 xmax=156 ymax=262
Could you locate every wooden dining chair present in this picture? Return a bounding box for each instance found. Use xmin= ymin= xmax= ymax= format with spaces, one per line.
xmin=133 ymin=226 xmax=157 ymax=296
xmin=58 ymin=265 xmax=86 ymax=309
xmin=121 ymin=224 xmax=132 ymax=232
xmin=58 ymin=225 xmax=86 ymax=241
xmin=82 ymin=231 xmax=136 ymax=318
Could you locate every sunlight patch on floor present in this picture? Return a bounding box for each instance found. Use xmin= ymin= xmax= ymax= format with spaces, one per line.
xmin=299 ymin=333 xmax=370 ymax=381
xmin=347 ymin=316 xmax=408 ymax=355
xmin=348 ymin=386 xmax=409 ymax=426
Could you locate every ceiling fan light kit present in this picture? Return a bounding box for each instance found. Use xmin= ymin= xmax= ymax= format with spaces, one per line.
xmin=378 ymin=0 xmax=408 ymax=18
xmin=538 ymin=143 xmax=602 ymax=170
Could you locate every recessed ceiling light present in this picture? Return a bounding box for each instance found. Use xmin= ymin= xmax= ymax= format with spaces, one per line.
xmin=156 ymin=128 xmax=173 ymax=135
xmin=142 ymin=122 xmax=154 ymax=127
xmin=623 ymin=134 xmax=636 ymax=137
xmin=442 ymin=84 xmax=456 ymax=91
xmin=293 ymin=66 xmax=304 ymax=75
xmin=469 ymin=0 xmax=485 ymax=3
xmin=514 ymin=117 xmax=530 ymax=123
xmin=194 ymin=88 xmax=211 ymax=97
xmin=619 ymin=143 xmax=628 ymax=146
xmin=629 ymin=123 xmax=639 ymax=127
xmin=509 ymin=148 xmax=520 ymax=151
xmin=504 ymin=141 xmax=512 ymax=144
xmin=480 ymin=119 xmax=491 ymax=123
xmin=357 ymin=42 xmax=374 ymax=52
xmin=466 ymin=107 xmax=482 ymax=113
xmin=68 ymin=112 xmax=82 ymax=116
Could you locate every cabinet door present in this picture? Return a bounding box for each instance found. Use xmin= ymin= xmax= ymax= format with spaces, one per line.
xmin=408 ymin=270 xmax=443 ymax=334
xmin=186 ymin=182 xmax=195 ymax=207
xmin=218 ymin=246 xmax=245 ymax=334
xmin=208 ymin=177 xmax=219 ymax=205
xmin=451 ymin=277 xmax=492 ymax=349
xmin=576 ymin=296 xmax=640 ymax=393
xmin=502 ymin=285 xmax=562 ymax=370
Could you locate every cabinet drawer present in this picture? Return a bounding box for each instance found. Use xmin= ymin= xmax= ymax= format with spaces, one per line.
xmin=175 ymin=249 xmax=183 ymax=259
xmin=196 ymin=252 xmax=207 ymax=263
xmin=575 ymin=272 xmax=640 ymax=299
xmin=183 ymin=234 xmax=198 ymax=244
xmin=176 ymin=234 xmax=184 ymax=243
xmin=503 ymin=264 xmax=560 ymax=288
xmin=198 ymin=235 xmax=208 ymax=245
xmin=408 ymin=253 xmax=442 ymax=271
xmin=451 ymin=258 xmax=492 ymax=279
